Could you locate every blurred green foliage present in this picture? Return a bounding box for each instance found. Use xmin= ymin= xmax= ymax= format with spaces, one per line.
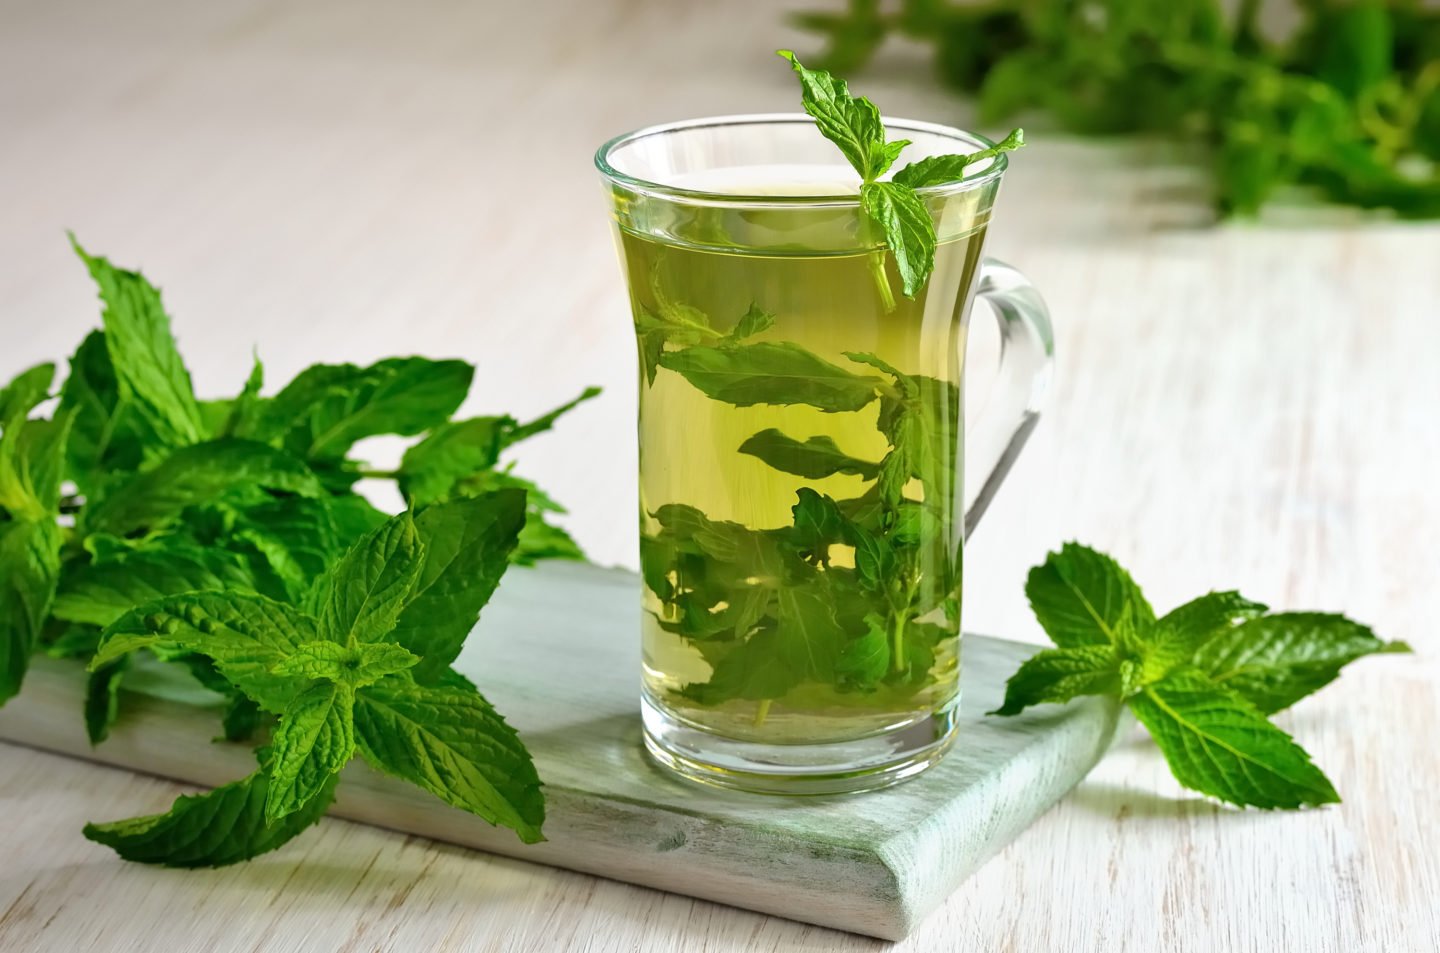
xmin=796 ymin=0 xmax=1440 ymax=216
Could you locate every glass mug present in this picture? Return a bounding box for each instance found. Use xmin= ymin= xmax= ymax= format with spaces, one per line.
xmin=596 ymin=115 xmax=1053 ymax=795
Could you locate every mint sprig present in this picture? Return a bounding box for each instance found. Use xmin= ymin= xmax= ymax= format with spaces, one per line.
xmin=0 ymin=237 xmax=597 ymax=865
xmin=994 ymin=543 xmax=1411 ymax=809
xmin=777 ymin=50 xmax=1024 ymax=300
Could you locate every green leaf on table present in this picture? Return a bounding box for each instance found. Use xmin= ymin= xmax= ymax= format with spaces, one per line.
xmin=226 ymin=495 xmax=343 ymax=602
xmin=318 ymin=511 xmax=424 ymax=645
xmin=250 ymin=357 xmax=473 ymax=461
xmin=0 ymin=363 xmax=54 ymax=422
xmin=353 ymin=674 xmax=544 ymax=843
xmin=385 ymin=492 xmax=525 ymax=680
xmin=53 ymin=543 xmax=258 ymax=628
xmin=264 ymin=681 xmax=356 ymax=822
xmin=85 ymin=654 xmax=130 ymax=744
xmin=271 ymin=640 xmax=419 ymax=687
xmin=892 ymin=129 xmax=1026 ymax=188
xmin=71 ymin=236 xmax=205 ymax=451
xmin=659 ymin=342 xmax=881 ymax=412
xmin=83 ymin=760 xmax=338 ymax=867
xmin=1141 ymin=591 xmax=1269 ymax=683
xmin=82 ymin=439 xmax=324 ymax=536
xmin=738 ymin=428 xmax=880 ymax=480
xmin=93 ymin=591 xmax=320 ymax=713
xmin=0 ymin=413 xmax=74 ymax=521
xmin=501 ymin=386 xmax=601 ymax=449
xmin=57 ymin=331 xmax=146 ymax=494
xmin=1 ymin=519 xmax=63 ymax=704
xmin=1129 ymin=670 xmax=1340 ymax=809
xmin=1193 ymin=612 xmax=1411 ymax=714
xmin=1025 ymin=543 xmax=1155 ymax=648
xmin=860 ymin=181 xmax=935 ymax=298
xmin=398 ymin=417 xmax=510 ymax=506
xmin=990 ymin=645 xmax=1121 ymax=716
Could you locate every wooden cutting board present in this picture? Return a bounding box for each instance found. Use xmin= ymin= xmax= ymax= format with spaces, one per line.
xmin=0 ymin=561 xmax=1117 ymax=941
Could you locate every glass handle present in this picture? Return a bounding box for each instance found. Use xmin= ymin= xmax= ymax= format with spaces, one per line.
xmin=963 ymin=257 xmax=1055 ymax=537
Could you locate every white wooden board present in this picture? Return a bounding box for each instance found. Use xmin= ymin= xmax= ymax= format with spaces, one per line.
xmin=0 ymin=561 xmax=1116 ymax=941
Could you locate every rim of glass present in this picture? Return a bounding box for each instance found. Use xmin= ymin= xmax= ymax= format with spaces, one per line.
xmin=595 ymin=113 xmax=1006 ymax=206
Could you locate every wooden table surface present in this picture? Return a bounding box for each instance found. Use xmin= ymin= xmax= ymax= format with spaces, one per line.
xmin=2 ymin=0 xmax=1437 ymax=950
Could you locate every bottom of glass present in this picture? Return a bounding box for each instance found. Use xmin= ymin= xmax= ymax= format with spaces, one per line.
xmin=641 ymin=692 xmax=959 ymax=796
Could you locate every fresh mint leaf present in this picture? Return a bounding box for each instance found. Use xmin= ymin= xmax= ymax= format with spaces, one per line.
xmin=209 ymin=356 xmax=265 ymax=439
xmin=0 ymin=363 xmax=54 ymax=422
xmin=659 ymin=342 xmax=882 ymax=412
xmin=386 ymin=492 xmax=525 ymax=680
xmin=70 ymin=236 xmax=205 ymax=451
xmin=0 ymin=519 xmax=63 ymax=703
xmin=501 ymin=386 xmax=601 ymax=450
xmin=85 ymin=654 xmax=129 ymax=744
xmin=398 ymin=417 xmax=509 ymax=506
xmin=859 ymin=181 xmax=936 ymax=297
xmin=1025 ymin=543 xmax=1156 ymax=648
xmin=989 ymin=645 xmax=1121 ymax=716
xmin=225 ymin=495 xmax=343 ymax=602
xmin=52 ymin=543 xmax=258 ymax=628
xmin=891 ymin=129 xmax=1026 ymax=188
xmin=835 ymin=613 xmax=891 ymax=689
xmin=777 ymin=49 xmax=893 ymax=179
xmin=0 ymin=413 xmax=74 ymax=521
xmin=1193 ymin=613 xmax=1411 ymax=714
xmin=93 ymin=591 xmax=320 ymax=713
xmin=251 ymin=358 xmax=473 ymax=461
xmin=1142 ymin=591 xmax=1269 ymax=683
xmin=319 ymin=511 xmax=424 ymax=645
xmin=271 ymin=640 xmax=419 ymax=686
xmin=81 ymin=439 xmax=324 ymax=537
xmin=264 ymin=681 xmax=356 ymax=822
xmin=57 ymin=331 xmax=145 ymax=494
xmin=1129 ymin=670 xmax=1340 ymax=809
xmin=83 ymin=758 xmax=337 ymax=867
xmin=353 ymin=673 xmax=544 ymax=843
xmin=738 ymin=428 xmax=880 ymax=480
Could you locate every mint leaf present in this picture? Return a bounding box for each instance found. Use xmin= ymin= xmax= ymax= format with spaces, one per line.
xmin=0 ymin=363 xmax=54 ymax=422
xmin=83 ymin=760 xmax=337 ymax=867
xmin=859 ymin=181 xmax=936 ymax=297
xmin=211 ymin=355 xmax=265 ymax=439
xmin=0 ymin=414 xmax=74 ymax=521
xmin=57 ymin=331 xmax=146 ymax=494
xmin=398 ymin=417 xmax=509 ymax=506
xmin=835 ymin=613 xmax=891 ymax=689
xmin=989 ymin=645 xmax=1121 ymax=716
xmin=1142 ymin=591 xmax=1269 ymax=683
xmin=0 ymin=519 xmax=63 ymax=703
xmin=252 ymin=358 xmax=473 ymax=461
xmin=271 ymin=640 xmax=419 ymax=686
xmin=501 ymin=386 xmax=601 ymax=450
xmin=738 ymin=428 xmax=880 ymax=480
xmin=94 ymin=591 xmax=319 ymax=713
xmin=1193 ymin=612 xmax=1411 ymax=714
xmin=1129 ymin=670 xmax=1339 ymax=809
xmin=386 ymin=491 xmax=525 ymax=680
xmin=265 ymin=681 xmax=356 ymax=822
xmin=319 ymin=511 xmax=424 ymax=645
xmin=727 ymin=304 xmax=776 ymax=343
xmin=53 ymin=543 xmax=257 ymax=628
xmin=353 ymin=674 xmax=544 ymax=843
xmin=891 ymin=129 xmax=1026 ymax=188
xmin=226 ymin=495 xmax=343 ymax=601
xmin=82 ymin=439 xmax=324 ymax=537
xmin=777 ymin=49 xmax=894 ymax=179
xmin=85 ymin=654 xmax=129 ymax=744
xmin=659 ymin=342 xmax=882 ymax=412
xmin=1025 ymin=543 xmax=1156 ymax=648
xmin=71 ymin=236 xmax=205 ymax=451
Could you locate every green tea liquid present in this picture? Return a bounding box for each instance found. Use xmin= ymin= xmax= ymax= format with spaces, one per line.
xmin=621 ymin=201 xmax=987 ymax=746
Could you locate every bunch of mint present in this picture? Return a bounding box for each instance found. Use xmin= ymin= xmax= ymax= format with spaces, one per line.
xmin=996 ymin=544 xmax=1410 ymax=808
xmin=0 ymin=237 xmax=597 ymax=863
xmin=797 ymin=0 xmax=1440 ymax=217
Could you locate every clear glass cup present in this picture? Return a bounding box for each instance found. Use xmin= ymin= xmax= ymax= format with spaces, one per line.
xmin=596 ymin=114 xmax=1053 ymax=795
